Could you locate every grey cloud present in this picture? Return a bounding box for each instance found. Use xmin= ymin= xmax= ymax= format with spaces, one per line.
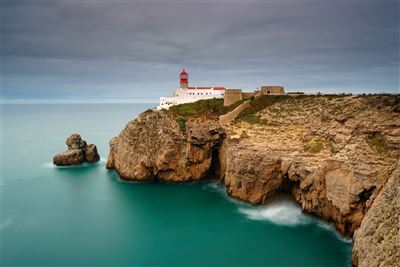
xmin=3 ymin=1 xmax=399 ymax=99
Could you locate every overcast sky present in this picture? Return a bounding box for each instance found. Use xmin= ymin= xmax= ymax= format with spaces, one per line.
xmin=3 ymin=0 xmax=399 ymax=100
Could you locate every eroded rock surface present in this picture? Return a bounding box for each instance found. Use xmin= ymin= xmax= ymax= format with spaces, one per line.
xmin=352 ymin=160 xmax=400 ymax=267
xmin=53 ymin=149 xmax=84 ymax=166
xmin=222 ymin=95 xmax=399 ymax=237
xmin=107 ymin=110 xmax=225 ymax=181
xmin=53 ymin=134 xmax=100 ymax=166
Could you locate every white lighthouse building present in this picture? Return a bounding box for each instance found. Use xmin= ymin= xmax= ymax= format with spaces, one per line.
xmin=157 ymin=69 xmax=225 ymax=110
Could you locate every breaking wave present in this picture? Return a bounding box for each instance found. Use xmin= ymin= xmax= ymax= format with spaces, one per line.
xmin=238 ymin=199 xmax=311 ymax=226
xmin=316 ymin=220 xmax=353 ymax=243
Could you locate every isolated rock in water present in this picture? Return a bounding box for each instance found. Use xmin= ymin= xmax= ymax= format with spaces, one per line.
xmin=66 ymin=134 xmax=86 ymax=149
xmin=53 ymin=133 xmax=100 ymax=166
xmin=84 ymin=144 xmax=100 ymax=162
xmin=53 ymin=149 xmax=84 ymax=166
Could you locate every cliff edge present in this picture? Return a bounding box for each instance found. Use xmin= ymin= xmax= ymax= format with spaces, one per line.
xmin=107 ymin=95 xmax=400 ymax=266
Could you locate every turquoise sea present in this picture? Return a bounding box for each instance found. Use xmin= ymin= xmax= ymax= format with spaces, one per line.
xmin=2 ymin=104 xmax=352 ymax=266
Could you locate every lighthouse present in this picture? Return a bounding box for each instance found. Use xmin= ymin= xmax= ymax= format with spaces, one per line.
xmin=180 ymin=69 xmax=189 ymax=89
xmin=157 ymin=69 xmax=226 ymax=109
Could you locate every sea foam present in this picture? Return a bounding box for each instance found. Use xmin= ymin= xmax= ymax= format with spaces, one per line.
xmin=238 ymin=199 xmax=311 ymax=226
xmin=41 ymin=157 xmax=106 ymax=169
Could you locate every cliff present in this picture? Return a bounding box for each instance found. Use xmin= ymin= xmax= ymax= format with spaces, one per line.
xmin=106 ymin=100 xmax=230 ymax=181
xmin=107 ymin=95 xmax=400 ymax=266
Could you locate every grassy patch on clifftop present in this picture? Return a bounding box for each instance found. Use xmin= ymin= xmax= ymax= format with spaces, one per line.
xmin=168 ymin=98 xmax=245 ymax=118
xmin=302 ymin=135 xmax=334 ymax=154
xmin=236 ymin=95 xmax=291 ymax=124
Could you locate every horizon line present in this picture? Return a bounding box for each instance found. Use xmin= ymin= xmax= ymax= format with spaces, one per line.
xmin=1 ymin=98 xmax=160 ymax=104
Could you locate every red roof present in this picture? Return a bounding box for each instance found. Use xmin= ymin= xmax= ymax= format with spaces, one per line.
xmin=187 ymin=87 xmax=226 ymax=90
xmin=180 ymin=69 xmax=188 ymax=75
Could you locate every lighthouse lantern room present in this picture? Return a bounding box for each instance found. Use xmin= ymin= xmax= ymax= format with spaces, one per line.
xmin=179 ymin=69 xmax=189 ymax=89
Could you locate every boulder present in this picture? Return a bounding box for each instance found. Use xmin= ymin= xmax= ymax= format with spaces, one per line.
xmin=53 ymin=133 xmax=100 ymax=166
xmin=84 ymin=144 xmax=100 ymax=162
xmin=53 ymin=149 xmax=84 ymax=166
xmin=66 ymin=134 xmax=87 ymax=149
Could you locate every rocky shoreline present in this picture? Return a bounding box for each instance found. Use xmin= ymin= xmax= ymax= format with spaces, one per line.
xmin=106 ymin=95 xmax=400 ymax=267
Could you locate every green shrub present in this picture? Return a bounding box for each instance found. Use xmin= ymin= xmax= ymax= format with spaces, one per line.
xmin=366 ymin=134 xmax=388 ymax=154
xmin=176 ymin=117 xmax=187 ymax=133
xmin=303 ymin=142 xmax=324 ymax=153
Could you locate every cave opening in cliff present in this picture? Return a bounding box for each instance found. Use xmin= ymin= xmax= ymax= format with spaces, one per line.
xmin=207 ymin=147 xmax=221 ymax=180
xmin=279 ymin=173 xmax=300 ymax=196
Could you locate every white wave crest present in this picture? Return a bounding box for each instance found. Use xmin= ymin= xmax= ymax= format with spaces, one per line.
xmin=239 ymin=199 xmax=311 ymax=226
xmin=316 ymin=220 xmax=353 ymax=243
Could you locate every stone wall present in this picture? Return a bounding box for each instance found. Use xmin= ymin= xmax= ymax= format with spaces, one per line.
xmin=224 ymin=89 xmax=243 ymax=106
xmin=219 ymin=100 xmax=252 ymax=125
xmin=242 ymin=92 xmax=256 ymax=99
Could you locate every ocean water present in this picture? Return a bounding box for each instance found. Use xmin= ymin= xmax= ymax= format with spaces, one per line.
xmin=2 ymin=104 xmax=352 ymax=266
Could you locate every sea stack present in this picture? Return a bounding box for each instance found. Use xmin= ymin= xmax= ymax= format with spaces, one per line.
xmin=53 ymin=134 xmax=100 ymax=166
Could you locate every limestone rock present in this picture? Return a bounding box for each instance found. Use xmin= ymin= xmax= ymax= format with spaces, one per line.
xmin=84 ymin=144 xmax=100 ymax=162
xmin=53 ymin=133 xmax=100 ymax=166
xmin=53 ymin=149 xmax=84 ymax=166
xmin=352 ymin=160 xmax=400 ymax=267
xmin=220 ymin=95 xmax=400 ymax=237
xmin=223 ymin=141 xmax=283 ymax=204
xmin=66 ymin=134 xmax=86 ymax=149
xmin=106 ymin=110 xmax=225 ymax=182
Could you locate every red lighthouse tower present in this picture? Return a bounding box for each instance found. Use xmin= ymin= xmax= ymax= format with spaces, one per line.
xmin=179 ymin=69 xmax=189 ymax=89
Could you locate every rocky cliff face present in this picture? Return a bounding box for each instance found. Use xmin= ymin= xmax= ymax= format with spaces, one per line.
xmin=107 ymin=110 xmax=225 ymax=181
xmin=352 ymin=161 xmax=399 ymax=267
xmin=107 ymin=95 xmax=399 ymax=266
xmin=221 ymin=95 xmax=399 ymax=237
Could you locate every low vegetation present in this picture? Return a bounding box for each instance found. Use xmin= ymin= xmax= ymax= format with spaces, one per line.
xmin=303 ymin=142 xmax=325 ymax=153
xmin=176 ymin=117 xmax=187 ymax=134
xmin=366 ymin=134 xmax=389 ymax=155
xmin=240 ymin=130 xmax=249 ymax=139
xmin=302 ymin=135 xmax=334 ymax=154
xmin=236 ymin=95 xmax=291 ymax=124
xmin=168 ymin=98 xmax=245 ymax=118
